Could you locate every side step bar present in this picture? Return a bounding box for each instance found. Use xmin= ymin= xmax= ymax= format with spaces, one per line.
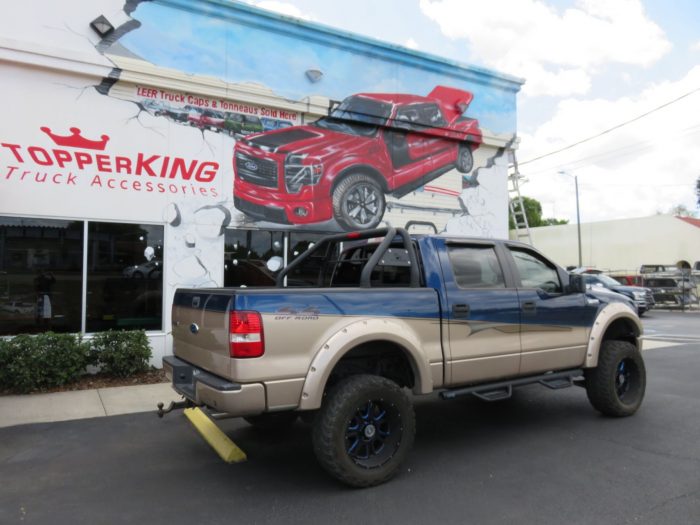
xmin=440 ymin=369 xmax=584 ymax=402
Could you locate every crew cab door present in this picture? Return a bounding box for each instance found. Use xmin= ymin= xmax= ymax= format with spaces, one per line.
xmin=435 ymin=239 xmax=521 ymax=386
xmin=504 ymin=245 xmax=593 ymax=375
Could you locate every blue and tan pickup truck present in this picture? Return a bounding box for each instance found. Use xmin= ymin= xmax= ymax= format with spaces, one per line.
xmin=162 ymin=227 xmax=645 ymax=487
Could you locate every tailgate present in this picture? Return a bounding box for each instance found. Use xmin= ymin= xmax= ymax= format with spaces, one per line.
xmin=172 ymin=290 xmax=233 ymax=380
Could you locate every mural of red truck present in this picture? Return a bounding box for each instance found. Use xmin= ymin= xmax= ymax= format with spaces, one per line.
xmin=233 ymin=86 xmax=482 ymax=230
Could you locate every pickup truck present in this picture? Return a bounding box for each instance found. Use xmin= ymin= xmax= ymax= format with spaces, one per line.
xmin=233 ymin=86 xmax=482 ymax=231
xmin=164 ymin=227 xmax=645 ymax=487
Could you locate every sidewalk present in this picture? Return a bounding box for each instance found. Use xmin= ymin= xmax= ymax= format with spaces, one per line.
xmin=0 ymin=383 xmax=181 ymax=428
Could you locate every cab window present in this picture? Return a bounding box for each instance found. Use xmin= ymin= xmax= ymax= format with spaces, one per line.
xmin=509 ymin=248 xmax=561 ymax=293
xmin=447 ymin=245 xmax=506 ymax=289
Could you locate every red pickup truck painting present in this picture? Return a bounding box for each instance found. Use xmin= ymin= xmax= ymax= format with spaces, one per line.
xmin=233 ymin=86 xmax=482 ymax=230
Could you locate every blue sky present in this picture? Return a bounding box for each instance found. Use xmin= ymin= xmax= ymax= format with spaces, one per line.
xmin=119 ymin=1 xmax=520 ymax=135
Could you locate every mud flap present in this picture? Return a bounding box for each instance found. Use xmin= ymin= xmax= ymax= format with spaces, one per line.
xmin=184 ymin=407 xmax=247 ymax=463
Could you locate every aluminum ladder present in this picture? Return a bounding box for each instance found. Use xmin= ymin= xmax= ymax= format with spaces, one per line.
xmin=507 ymin=149 xmax=533 ymax=245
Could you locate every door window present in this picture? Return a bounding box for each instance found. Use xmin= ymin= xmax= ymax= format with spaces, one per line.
xmin=509 ymin=248 xmax=561 ymax=293
xmin=447 ymin=245 xmax=506 ymax=289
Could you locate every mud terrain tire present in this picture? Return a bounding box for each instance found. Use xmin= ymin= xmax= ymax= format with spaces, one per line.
xmin=312 ymin=375 xmax=415 ymax=487
xmin=585 ymin=340 xmax=646 ymax=417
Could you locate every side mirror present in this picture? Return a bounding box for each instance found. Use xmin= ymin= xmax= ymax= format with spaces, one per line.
xmin=567 ymin=274 xmax=586 ymax=294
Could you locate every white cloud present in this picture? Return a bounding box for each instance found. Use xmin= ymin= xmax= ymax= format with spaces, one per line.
xmin=405 ymin=37 xmax=419 ymax=50
xmin=419 ymin=0 xmax=671 ymax=97
xmin=517 ymin=66 xmax=700 ymax=222
xmin=248 ymin=1 xmax=315 ymax=21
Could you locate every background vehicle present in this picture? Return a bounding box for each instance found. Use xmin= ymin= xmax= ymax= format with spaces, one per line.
xmin=164 ymin=227 xmax=645 ymax=487
xmin=188 ymin=108 xmax=225 ymax=130
xmin=578 ymin=272 xmax=654 ymax=316
xmin=122 ymin=260 xmax=162 ymax=279
xmin=224 ymin=113 xmax=264 ymax=136
xmin=164 ymin=105 xmax=192 ymax=122
xmin=260 ymin=117 xmax=293 ymax=131
xmin=233 ymin=86 xmax=483 ymax=231
xmin=141 ymin=100 xmax=166 ymax=116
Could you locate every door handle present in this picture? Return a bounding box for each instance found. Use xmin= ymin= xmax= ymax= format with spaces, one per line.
xmin=453 ymin=304 xmax=470 ymax=318
xmin=522 ymin=301 xmax=537 ymax=314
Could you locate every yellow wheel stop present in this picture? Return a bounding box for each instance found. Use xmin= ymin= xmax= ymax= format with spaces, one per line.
xmin=184 ymin=407 xmax=247 ymax=463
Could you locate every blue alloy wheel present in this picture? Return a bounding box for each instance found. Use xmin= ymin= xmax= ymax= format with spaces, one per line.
xmin=345 ymin=399 xmax=401 ymax=469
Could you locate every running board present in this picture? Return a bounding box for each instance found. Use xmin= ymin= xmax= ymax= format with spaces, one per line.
xmin=440 ymin=369 xmax=583 ymax=402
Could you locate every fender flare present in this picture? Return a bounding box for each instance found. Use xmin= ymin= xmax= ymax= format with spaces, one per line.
xmin=584 ymin=302 xmax=643 ymax=368
xmin=298 ymin=318 xmax=433 ymax=410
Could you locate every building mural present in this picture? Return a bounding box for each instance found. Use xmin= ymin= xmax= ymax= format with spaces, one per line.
xmin=0 ymin=0 xmax=521 ymax=358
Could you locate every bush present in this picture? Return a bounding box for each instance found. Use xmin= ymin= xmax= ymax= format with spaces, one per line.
xmin=90 ymin=330 xmax=152 ymax=378
xmin=0 ymin=332 xmax=91 ymax=393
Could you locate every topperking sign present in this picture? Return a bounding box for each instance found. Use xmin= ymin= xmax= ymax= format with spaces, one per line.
xmin=1 ymin=125 xmax=222 ymax=198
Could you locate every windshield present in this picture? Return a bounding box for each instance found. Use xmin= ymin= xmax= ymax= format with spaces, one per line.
xmin=313 ymin=96 xmax=392 ymax=137
xmin=585 ymin=274 xmax=621 ymax=287
xmin=597 ymin=274 xmax=622 ymax=286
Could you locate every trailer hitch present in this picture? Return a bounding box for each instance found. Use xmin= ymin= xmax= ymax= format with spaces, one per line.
xmin=156 ymin=398 xmax=193 ymax=418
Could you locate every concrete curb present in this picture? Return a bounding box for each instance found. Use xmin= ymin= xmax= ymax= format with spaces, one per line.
xmin=0 ymin=383 xmax=180 ymax=428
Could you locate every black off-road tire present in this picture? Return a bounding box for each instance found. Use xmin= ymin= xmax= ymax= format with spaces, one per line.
xmin=331 ymin=174 xmax=386 ymax=231
xmin=243 ymin=411 xmax=298 ymax=430
xmin=312 ymin=374 xmax=415 ymax=487
xmin=585 ymin=340 xmax=646 ymax=417
xmin=456 ymin=144 xmax=474 ymax=173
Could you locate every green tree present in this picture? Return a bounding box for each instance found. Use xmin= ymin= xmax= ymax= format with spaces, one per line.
xmin=509 ymin=196 xmax=568 ymax=229
xmin=670 ymin=204 xmax=693 ymax=217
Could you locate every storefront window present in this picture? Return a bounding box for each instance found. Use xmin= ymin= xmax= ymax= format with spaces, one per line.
xmin=0 ymin=217 xmax=83 ymax=335
xmin=224 ymin=229 xmax=284 ymax=287
xmin=287 ymin=232 xmax=334 ymax=286
xmin=86 ymin=222 xmax=163 ymax=332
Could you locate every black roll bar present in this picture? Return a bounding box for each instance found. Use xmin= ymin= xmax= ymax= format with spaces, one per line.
xmin=276 ymin=227 xmax=420 ymax=288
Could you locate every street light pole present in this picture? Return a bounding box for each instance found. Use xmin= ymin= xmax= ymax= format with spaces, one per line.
xmin=559 ymin=171 xmax=582 ymax=268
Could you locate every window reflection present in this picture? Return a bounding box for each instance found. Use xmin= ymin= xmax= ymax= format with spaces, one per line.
xmin=287 ymin=232 xmax=335 ymax=286
xmin=86 ymin=222 xmax=163 ymax=331
xmin=224 ymin=229 xmax=284 ymax=287
xmin=0 ymin=217 xmax=83 ymax=335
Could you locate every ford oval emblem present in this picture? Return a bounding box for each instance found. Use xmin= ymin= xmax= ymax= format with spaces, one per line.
xmin=244 ymin=160 xmax=259 ymax=171
xmin=190 ymin=323 xmax=199 ymax=334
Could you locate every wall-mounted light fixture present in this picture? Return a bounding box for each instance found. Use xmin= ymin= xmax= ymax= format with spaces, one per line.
xmin=90 ymin=15 xmax=115 ymax=38
xmin=305 ymin=69 xmax=323 ymax=83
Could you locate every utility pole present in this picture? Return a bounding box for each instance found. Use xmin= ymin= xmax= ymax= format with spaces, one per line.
xmin=574 ymin=174 xmax=582 ymax=268
xmin=559 ymin=171 xmax=582 ymax=268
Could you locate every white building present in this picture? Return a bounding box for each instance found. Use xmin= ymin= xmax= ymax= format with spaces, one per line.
xmin=526 ymin=214 xmax=700 ymax=272
xmin=0 ymin=0 xmax=522 ymax=364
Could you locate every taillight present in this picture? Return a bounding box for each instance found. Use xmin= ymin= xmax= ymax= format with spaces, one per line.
xmin=229 ymin=311 xmax=264 ymax=358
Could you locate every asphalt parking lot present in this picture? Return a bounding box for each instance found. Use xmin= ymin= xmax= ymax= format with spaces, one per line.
xmin=1 ymin=311 xmax=699 ymax=525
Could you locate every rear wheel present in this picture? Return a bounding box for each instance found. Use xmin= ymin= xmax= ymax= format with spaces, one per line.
xmin=332 ymin=174 xmax=385 ymax=231
xmin=312 ymin=375 xmax=415 ymax=487
xmin=585 ymin=340 xmax=646 ymax=417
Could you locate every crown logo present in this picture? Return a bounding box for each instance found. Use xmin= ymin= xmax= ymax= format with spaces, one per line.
xmin=40 ymin=127 xmax=110 ymax=150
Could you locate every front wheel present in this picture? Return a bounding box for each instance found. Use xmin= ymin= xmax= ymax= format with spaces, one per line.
xmin=456 ymin=144 xmax=474 ymax=173
xmin=312 ymin=375 xmax=415 ymax=487
xmin=585 ymin=340 xmax=646 ymax=417
xmin=332 ymin=174 xmax=386 ymax=231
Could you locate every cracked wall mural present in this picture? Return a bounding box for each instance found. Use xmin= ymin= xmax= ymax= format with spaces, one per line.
xmin=0 ymin=0 xmax=521 ymax=306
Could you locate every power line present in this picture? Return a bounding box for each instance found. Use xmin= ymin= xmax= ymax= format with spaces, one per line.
xmin=523 ymin=122 xmax=700 ymax=177
xmin=520 ymin=85 xmax=700 ymax=166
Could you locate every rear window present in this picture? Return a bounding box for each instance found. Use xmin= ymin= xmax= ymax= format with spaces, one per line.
xmin=285 ymin=238 xmax=421 ymax=288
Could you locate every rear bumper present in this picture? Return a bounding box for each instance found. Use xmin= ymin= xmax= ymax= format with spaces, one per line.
xmin=163 ymin=355 xmax=265 ymax=416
